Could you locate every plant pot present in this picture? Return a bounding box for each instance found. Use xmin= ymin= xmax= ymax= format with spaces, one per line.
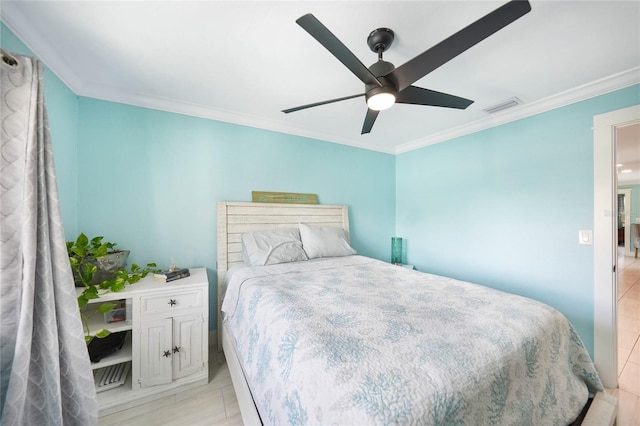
xmin=74 ymin=250 xmax=130 ymax=287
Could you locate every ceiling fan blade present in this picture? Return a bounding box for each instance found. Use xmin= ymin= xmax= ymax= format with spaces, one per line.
xmin=283 ymin=93 xmax=365 ymax=114
xmin=296 ymin=14 xmax=382 ymax=87
xmin=396 ymin=86 xmax=473 ymax=109
xmin=361 ymin=109 xmax=379 ymax=134
xmin=390 ymin=0 xmax=531 ymax=91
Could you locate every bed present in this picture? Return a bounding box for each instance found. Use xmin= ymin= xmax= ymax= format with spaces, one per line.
xmin=217 ymin=202 xmax=608 ymax=425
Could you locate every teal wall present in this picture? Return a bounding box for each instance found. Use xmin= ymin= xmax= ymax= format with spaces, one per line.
xmin=396 ymin=85 xmax=640 ymax=355
xmin=76 ymin=98 xmax=396 ymax=329
xmin=1 ymin=24 xmax=79 ymax=238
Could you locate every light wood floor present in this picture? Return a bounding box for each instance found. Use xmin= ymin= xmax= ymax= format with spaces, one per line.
xmin=101 ymin=253 xmax=640 ymax=425
xmin=98 ymin=349 xmax=242 ymax=425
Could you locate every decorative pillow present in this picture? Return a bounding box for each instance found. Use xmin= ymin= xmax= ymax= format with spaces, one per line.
xmin=299 ymin=223 xmax=356 ymax=259
xmin=241 ymin=228 xmax=308 ymax=266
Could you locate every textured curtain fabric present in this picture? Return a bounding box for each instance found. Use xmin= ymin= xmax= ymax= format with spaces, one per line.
xmin=0 ymin=50 xmax=98 ymax=425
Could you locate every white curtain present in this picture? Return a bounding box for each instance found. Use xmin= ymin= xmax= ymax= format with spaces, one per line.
xmin=0 ymin=49 xmax=98 ymax=424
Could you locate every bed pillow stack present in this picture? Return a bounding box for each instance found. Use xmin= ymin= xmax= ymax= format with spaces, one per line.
xmin=241 ymin=224 xmax=356 ymax=266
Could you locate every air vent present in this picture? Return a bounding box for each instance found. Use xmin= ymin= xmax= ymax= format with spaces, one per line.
xmin=483 ymin=97 xmax=522 ymax=114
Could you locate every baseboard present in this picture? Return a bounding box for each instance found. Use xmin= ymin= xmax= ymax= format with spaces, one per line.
xmin=582 ymin=391 xmax=617 ymax=426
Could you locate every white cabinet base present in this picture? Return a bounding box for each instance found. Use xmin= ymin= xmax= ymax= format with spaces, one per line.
xmin=80 ymin=268 xmax=209 ymax=417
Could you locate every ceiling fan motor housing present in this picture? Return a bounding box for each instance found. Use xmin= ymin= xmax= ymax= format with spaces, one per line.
xmin=366 ymin=60 xmax=398 ymax=104
xmin=368 ymin=60 xmax=395 ymax=78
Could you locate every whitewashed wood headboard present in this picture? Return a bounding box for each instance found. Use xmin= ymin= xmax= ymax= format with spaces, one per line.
xmin=216 ymin=201 xmax=350 ymax=350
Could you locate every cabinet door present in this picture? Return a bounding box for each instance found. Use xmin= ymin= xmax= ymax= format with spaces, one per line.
xmin=140 ymin=318 xmax=173 ymax=387
xmin=172 ymin=314 xmax=204 ymax=380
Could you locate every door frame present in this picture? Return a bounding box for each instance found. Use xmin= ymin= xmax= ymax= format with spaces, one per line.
xmin=593 ymin=104 xmax=640 ymax=388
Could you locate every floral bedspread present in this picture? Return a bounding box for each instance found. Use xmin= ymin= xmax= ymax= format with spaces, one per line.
xmin=222 ymin=255 xmax=602 ymax=425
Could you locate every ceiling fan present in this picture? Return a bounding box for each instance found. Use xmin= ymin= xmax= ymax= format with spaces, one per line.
xmin=283 ymin=0 xmax=531 ymax=134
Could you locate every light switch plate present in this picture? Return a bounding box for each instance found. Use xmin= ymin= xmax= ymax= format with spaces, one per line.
xmin=579 ymin=230 xmax=593 ymax=245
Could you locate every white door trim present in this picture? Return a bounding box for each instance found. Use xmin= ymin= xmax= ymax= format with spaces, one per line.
xmin=593 ymin=104 xmax=640 ymax=388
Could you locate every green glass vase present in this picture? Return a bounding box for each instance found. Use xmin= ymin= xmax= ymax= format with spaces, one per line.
xmin=391 ymin=237 xmax=403 ymax=265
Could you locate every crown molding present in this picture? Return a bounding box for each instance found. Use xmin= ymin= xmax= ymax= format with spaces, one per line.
xmin=395 ymin=67 xmax=640 ymax=154
xmin=79 ymin=86 xmax=397 ymax=155
xmin=71 ymin=67 xmax=640 ymax=157
xmin=78 ymin=68 xmax=640 ymax=156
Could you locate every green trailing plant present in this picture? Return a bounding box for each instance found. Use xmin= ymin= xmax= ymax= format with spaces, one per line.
xmin=68 ymin=233 xmax=159 ymax=342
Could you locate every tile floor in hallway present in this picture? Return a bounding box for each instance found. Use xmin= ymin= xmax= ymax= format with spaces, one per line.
xmin=607 ymin=248 xmax=640 ymax=425
xmin=101 ymin=252 xmax=640 ymax=425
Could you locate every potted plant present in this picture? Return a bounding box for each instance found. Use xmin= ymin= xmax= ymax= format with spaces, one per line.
xmin=67 ymin=233 xmax=159 ymax=342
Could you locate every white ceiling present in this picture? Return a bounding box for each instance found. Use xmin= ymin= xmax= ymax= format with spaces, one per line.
xmin=2 ymin=1 xmax=639 ymax=155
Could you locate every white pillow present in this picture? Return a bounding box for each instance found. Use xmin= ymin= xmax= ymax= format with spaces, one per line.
xmin=241 ymin=228 xmax=308 ymax=266
xmin=299 ymin=223 xmax=356 ymax=259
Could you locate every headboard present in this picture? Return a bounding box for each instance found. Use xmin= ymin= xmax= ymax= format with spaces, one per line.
xmin=216 ymin=201 xmax=350 ymax=350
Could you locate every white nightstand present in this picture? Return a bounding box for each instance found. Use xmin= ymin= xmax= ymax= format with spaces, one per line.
xmin=79 ymin=268 xmax=209 ymax=416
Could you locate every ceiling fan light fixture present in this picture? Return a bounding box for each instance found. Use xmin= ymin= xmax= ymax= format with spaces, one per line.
xmin=367 ymin=92 xmax=396 ymax=111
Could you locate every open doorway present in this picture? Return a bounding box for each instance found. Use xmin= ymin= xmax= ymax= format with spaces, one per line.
xmin=617 ymin=122 xmax=640 ymax=258
xmin=617 ymin=189 xmax=632 ymax=253
xmin=594 ymin=105 xmax=640 ymax=389
xmin=615 ymin=121 xmax=640 ymax=397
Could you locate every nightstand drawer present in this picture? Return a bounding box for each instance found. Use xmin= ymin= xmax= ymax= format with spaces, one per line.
xmin=141 ymin=289 xmax=203 ymax=315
